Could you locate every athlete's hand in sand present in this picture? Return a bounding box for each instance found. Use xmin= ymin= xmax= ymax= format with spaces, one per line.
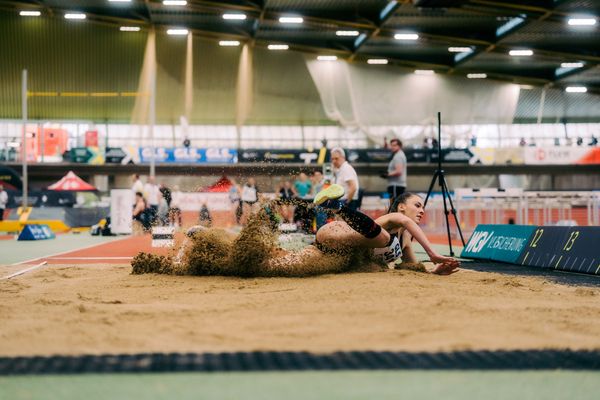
xmin=428 ymin=253 xmax=456 ymax=265
xmin=428 ymin=259 xmax=460 ymax=275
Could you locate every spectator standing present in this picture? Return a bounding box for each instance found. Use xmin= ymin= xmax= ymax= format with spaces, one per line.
xmin=293 ymin=172 xmax=314 ymax=232
xmin=0 ymin=184 xmax=8 ymax=221
xmin=131 ymin=174 xmax=144 ymax=204
xmin=294 ymin=173 xmax=312 ymax=199
xmin=144 ymin=176 xmax=160 ymax=226
xmin=331 ymin=147 xmax=360 ymax=210
xmin=386 ymin=138 xmax=407 ymax=200
xmin=169 ymin=185 xmax=183 ymax=227
xmin=157 ymin=183 xmax=172 ymax=226
xmin=310 ymin=171 xmax=328 ymax=229
xmin=311 ymin=171 xmax=325 ymax=195
xmin=240 ymin=177 xmax=260 ymax=225
xmin=228 ymin=178 xmax=243 ymax=225
xmin=198 ymin=202 xmax=213 ymax=227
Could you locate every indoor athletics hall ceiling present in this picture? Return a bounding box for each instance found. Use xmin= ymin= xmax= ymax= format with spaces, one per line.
xmin=3 ymin=0 xmax=600 ymax=94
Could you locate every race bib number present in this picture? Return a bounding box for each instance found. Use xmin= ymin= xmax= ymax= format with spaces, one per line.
xmin=374 ymin=236 xmax=402 ymax=263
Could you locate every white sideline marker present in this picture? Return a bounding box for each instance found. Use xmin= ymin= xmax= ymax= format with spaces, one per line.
xmin=2 ymin=261 xmax=48 ymax=280
xmin=152 ymin=226 xmax=175 ymax=248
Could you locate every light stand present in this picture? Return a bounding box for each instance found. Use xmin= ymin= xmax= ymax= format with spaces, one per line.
xmin=423 ymin=112 xmax=466 ymax=256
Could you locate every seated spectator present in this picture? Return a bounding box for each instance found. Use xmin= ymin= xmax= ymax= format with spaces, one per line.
xmin=198 ymin=202 xmax=212 ymax=228
xmin=278 ymin=180 xmax=296 ymax=223
xmin=132 ymin=191 xmax=149 ymax=233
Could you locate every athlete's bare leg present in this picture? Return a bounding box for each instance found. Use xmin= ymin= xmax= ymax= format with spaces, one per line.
xmin=315 ymin=221 xmax=390 ymax=251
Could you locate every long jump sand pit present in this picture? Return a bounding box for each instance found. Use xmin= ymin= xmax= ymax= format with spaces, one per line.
xmin=1 ymin=263 xmax=599 ymax=357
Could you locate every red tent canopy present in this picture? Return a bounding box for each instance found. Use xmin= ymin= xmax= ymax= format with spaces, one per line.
xmin=48 ymin=171 xmax=97 ymax=191
xmin=203 ymin=176 xmax=233 ymax=192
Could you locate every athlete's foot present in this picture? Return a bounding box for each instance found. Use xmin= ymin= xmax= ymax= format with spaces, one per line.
xmin=313 ymin=184 xmax=345 ymax=206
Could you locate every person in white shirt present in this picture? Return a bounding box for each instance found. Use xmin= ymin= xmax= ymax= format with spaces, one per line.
xmin=240 ymin=177 xmax=260 ymax=226
xmin=331 ymin=147 xmax=360 ymax=210
xmin=131 ymin=174 xmax=144 ymax=198
xmin=0 ymin=184 xmax=8 ymax=221
xmin=144 ymin=176 xmax=160 ymax=226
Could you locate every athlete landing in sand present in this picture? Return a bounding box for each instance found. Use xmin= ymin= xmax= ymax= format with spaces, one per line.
xmin=134 ymin=184 xmax=459 ymax=277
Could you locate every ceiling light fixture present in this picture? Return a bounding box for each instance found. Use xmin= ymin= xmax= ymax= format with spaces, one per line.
xmin=415 ymin=69 xmax=434 ymax=75
xmin=565 ymin=86 xmax=587 ymax=93
xmin=467 ymin=73 xmax=487 ymax=79
xmin=64 ymin=13 xmax=86 ymax=20
xmin=163 ymin=1 xmax=187 ymax=6
xmin=509 ymin=49 xmax=533 ymax=56
xmin=167 ymin=28 xmax=188 ymax=35
xmin=120 ymin=26 xmax=141 ymax=32
xmin=268 ymin=44 xmax=289 ymax=50
xmin=19 ymin=11 xmax=41 ymax=16
xmin=336 ymin=30 xmax=360 ymax=37
xmin=108 ymin=0 xmax=132 ymax=3
xmin=223 ymin=14 xmax=246 ymax=20
xmin=317 ymin=55 xmax=337 ymax=61
xmin=448 ymin=47 xmax=472 ymax=53
xmin=279 ymin=16 xmax=303 ymax=24
xmin=561 ymin=62 xmax=584 ymax=68
xmin=219 ymin=40 xmax=240 ymax=46
xmin=394 ymin=33 xmax=419 ymax=40
xmin=367 ymin=59 xmax=388 ymax=65
xmin=567 ymin=18 xmax=596 ymax=26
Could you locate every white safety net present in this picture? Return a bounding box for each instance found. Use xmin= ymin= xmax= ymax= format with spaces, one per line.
xmin=305 ymin=58 xmax=521 ymax=142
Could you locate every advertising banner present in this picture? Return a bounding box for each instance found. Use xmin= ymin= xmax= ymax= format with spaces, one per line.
xmin=430 ymin=148 xmax=475 ymax=164
xmin=516 ymin=226 xmax=600 ymax=274
xmin=68 ymin=147 xmax=104 ymax=164
xmin=346 ymin=149 xmax=391 ymax=163
xmin=524 ymin=147 xmax=594 ymax=165
xmin=461 ymin=224 xmax=537 ymax=263
xmin=175 ymin=193 xmax=233 ymax=212
xmin=104 ymin=147 xmax=128 ymax=164
xmin=139 ymin=147 xmax=237 ymax=164
xmin=85 ymin=130 xmax=98 ymax=147
xmin=17 ymin=224 xmax=56 ymax=241
xmin=239 ymin=149 xmax=321 ymax=164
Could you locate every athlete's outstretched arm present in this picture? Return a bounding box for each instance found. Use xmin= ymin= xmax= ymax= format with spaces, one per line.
xmin=386 ymin=213 xmax=457 ymax=265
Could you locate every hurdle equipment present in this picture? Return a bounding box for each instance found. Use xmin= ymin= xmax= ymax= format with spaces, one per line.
xmin=151 ymin=226 xmax=175 ymax=247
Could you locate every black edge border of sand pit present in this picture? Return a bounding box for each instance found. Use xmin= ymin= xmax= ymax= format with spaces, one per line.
xmin=1 ymin=350 xmax=600 ymax=375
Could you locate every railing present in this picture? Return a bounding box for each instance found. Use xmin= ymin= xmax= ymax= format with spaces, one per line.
xmin=420 ymin=189 xmax=599 ymax=238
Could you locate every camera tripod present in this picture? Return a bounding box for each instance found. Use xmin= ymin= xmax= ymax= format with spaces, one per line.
xmin=423 ymin=112 xmax=466 ymax=256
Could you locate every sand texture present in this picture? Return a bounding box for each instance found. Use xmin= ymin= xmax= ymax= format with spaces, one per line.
xmin=1 ymin=263 xmax=599 ymax=356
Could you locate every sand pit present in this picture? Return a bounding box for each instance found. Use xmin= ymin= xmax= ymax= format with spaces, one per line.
xmin=1 ymin=263 xmax=599 ymax=357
